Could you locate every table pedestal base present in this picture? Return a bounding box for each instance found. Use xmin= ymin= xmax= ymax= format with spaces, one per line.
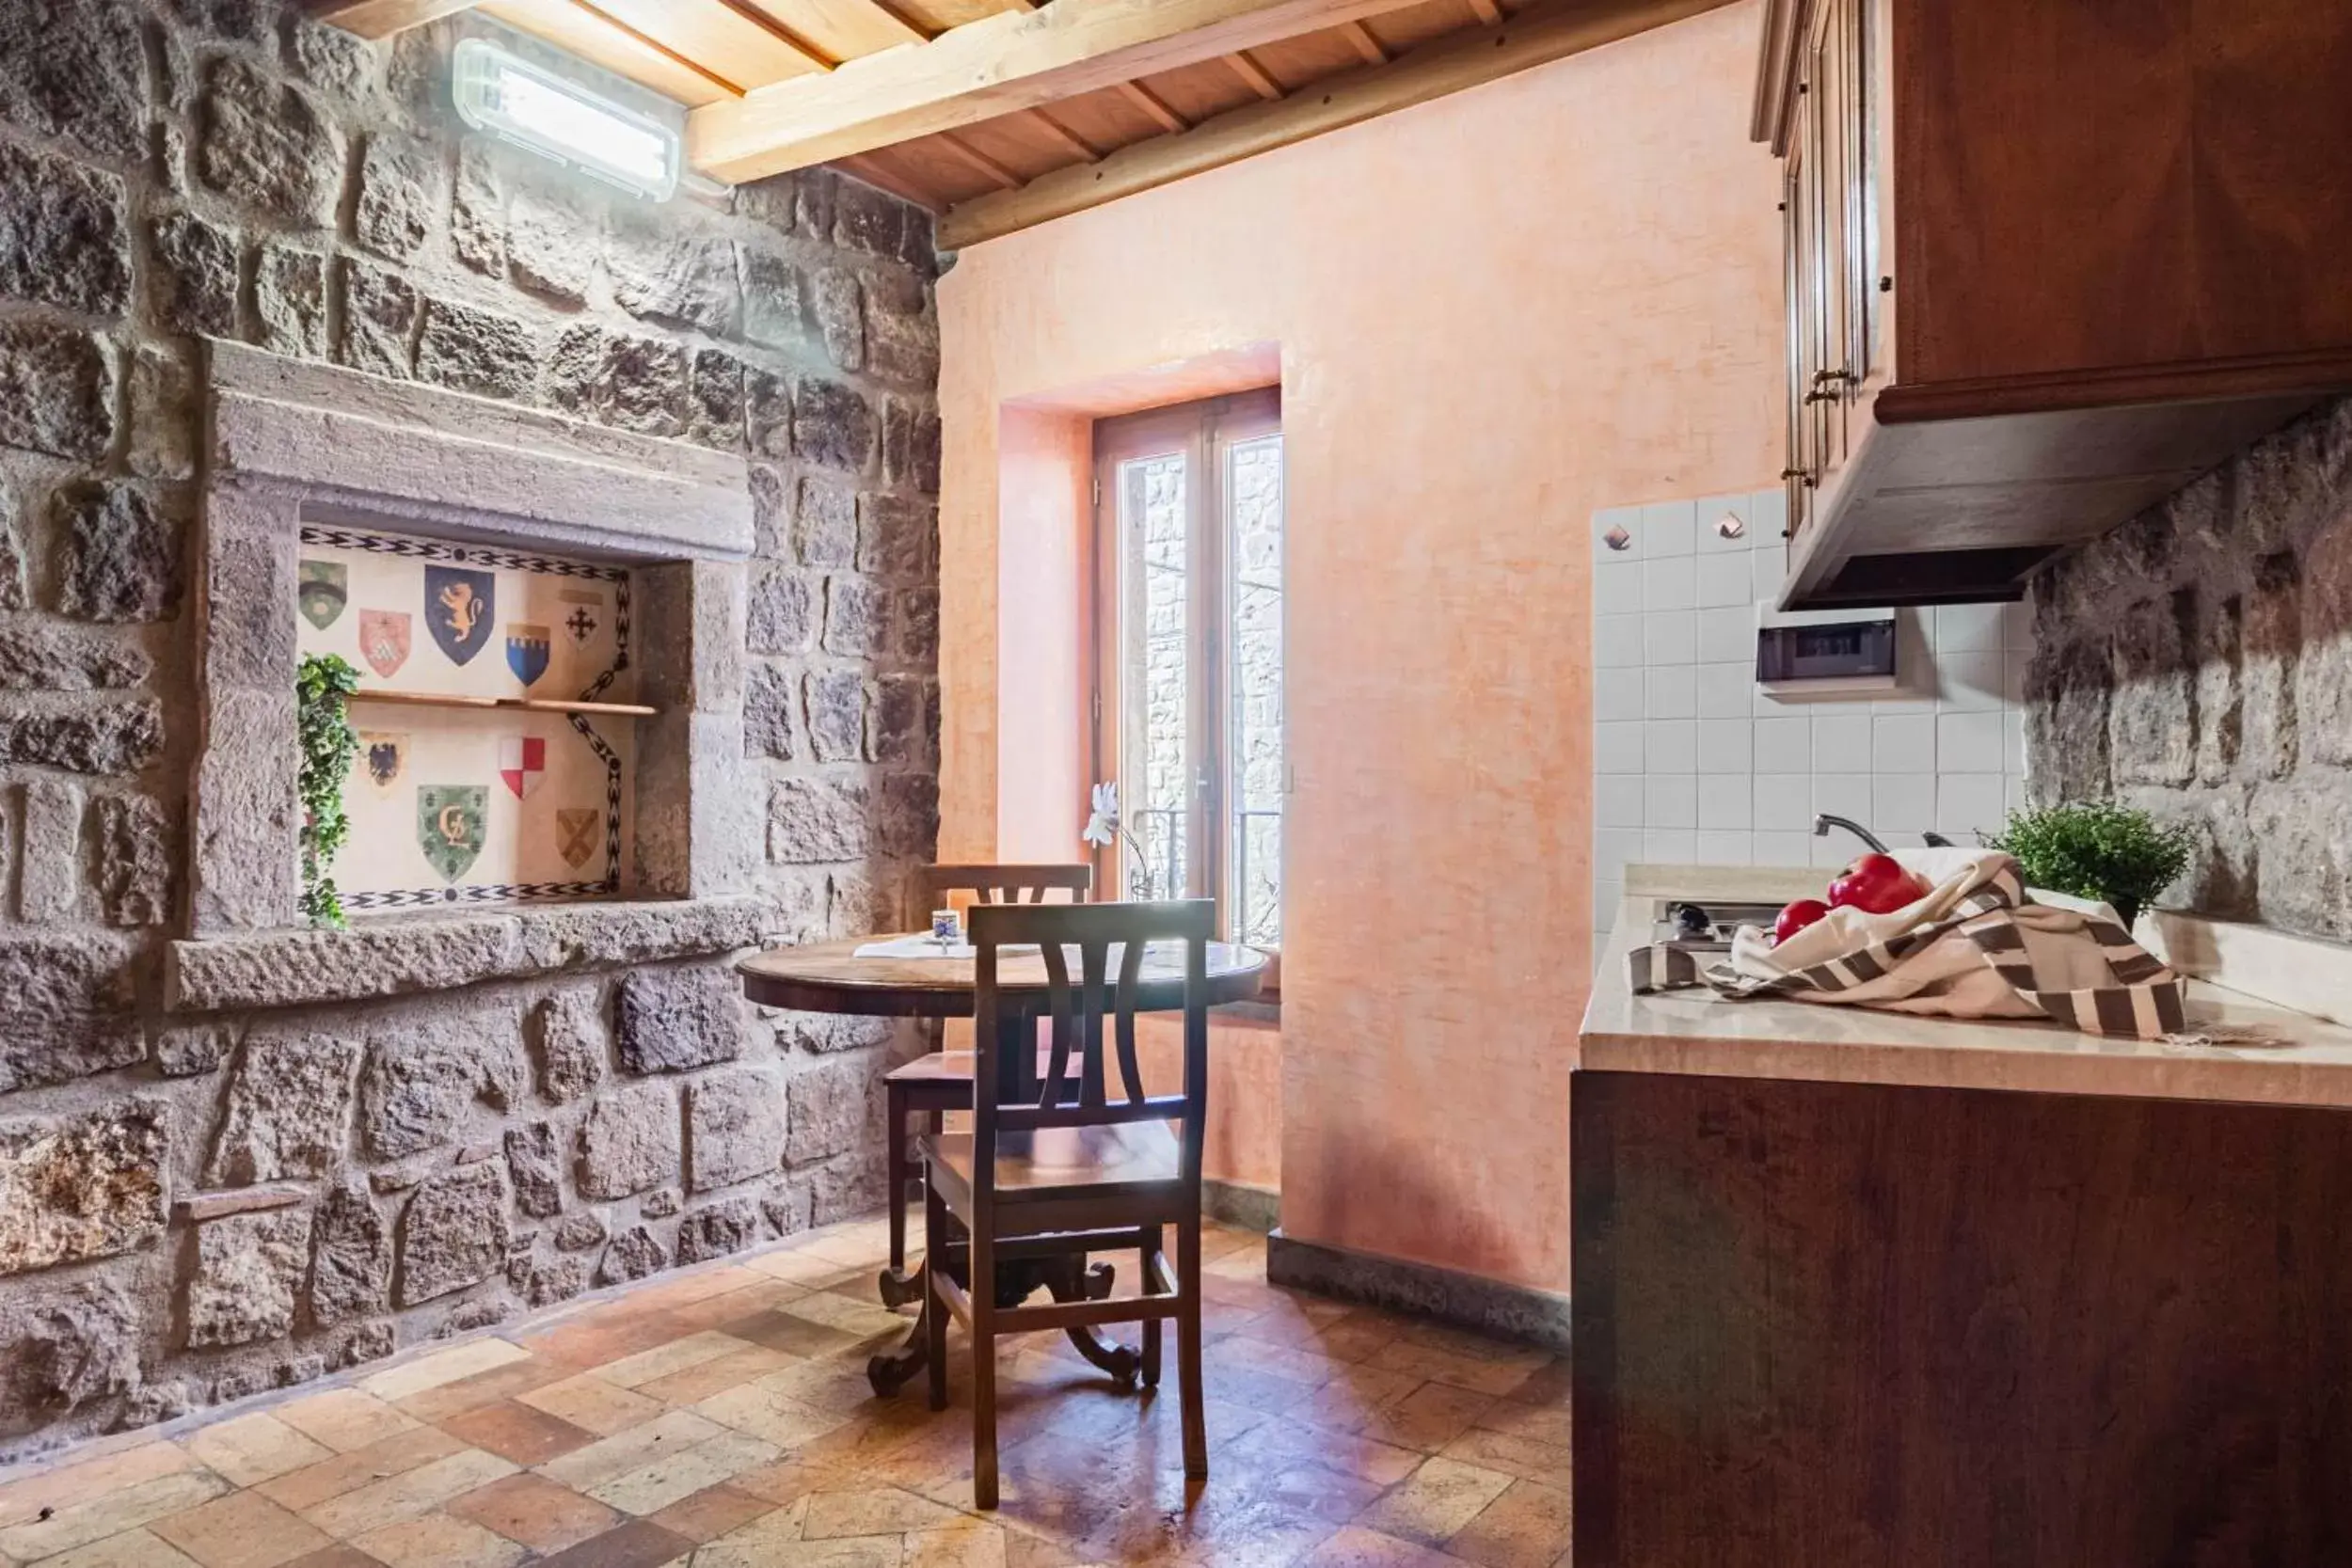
xmin=866 ymin=1249 xmax=1137 ymax=1398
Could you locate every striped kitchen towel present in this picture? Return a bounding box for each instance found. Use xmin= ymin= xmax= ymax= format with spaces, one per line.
xmin=1628 ymin=848 xmax=2186 ymax=1039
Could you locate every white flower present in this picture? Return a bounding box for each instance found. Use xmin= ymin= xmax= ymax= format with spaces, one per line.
xmin=1081 ymin=780 xmax=1120 ymax=847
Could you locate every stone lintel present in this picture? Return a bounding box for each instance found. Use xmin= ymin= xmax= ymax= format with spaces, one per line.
xmin=166 ymin=895 xmax=774 ymax=1013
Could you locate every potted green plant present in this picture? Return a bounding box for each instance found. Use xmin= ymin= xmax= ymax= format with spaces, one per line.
xmin=1984 ymin=800 xmax=2195 ymax=929
xmin=297 ymin=653 xmax=362 ymax=928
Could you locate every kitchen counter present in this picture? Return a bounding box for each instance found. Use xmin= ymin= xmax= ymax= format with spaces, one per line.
xmin=1572 ymin=866 xmax=2352 ymax=1566
xmin=1585 ymin=889 xmax=2352 ymax=1111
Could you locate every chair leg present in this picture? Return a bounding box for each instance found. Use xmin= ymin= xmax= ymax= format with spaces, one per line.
xmin=1140 ymin=1224 xmax=1164 ymax=1389
xmin=924 ymin=1180 xmax=948 ymax=1413
xmin=1177 ymin=1216 xmax=1207 ymax=1480
xmin=971 ymin=1229 xmax=1000 ymax=1510
xmin=879 ymin=1082 xmax=914 ymax=1306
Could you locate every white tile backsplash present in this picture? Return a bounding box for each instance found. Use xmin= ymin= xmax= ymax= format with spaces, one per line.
xmin=1591 ymin=497 xmax=2031 ymax=939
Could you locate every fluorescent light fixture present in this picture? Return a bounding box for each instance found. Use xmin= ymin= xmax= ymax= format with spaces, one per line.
xmin=453 ymin=39 xmax=681 ymax=201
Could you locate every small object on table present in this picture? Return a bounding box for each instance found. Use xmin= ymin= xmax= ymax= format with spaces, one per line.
xmin=931 ymin=907 xmax=961 ymax=947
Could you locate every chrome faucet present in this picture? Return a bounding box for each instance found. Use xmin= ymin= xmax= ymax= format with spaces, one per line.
xmin=1813 ymin=814 xmax=1887 ymax=854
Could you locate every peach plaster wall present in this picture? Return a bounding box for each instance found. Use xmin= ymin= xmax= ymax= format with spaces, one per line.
xmin=935 ymin=0 xmax=1781 ymax=1291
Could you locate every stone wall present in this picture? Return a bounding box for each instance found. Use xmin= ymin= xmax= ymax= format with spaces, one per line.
xmin=0 ymin=0 xmax=940 ymax=1454
xmin=2024 ymin=396 xmax=2352 ymax=939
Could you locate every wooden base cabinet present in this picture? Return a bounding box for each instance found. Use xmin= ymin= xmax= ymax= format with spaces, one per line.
xmin=1570 ymin=1069 xmax=2352 ymax=1565
xmin=1755 ymin=0 xmax=2352 ymax=609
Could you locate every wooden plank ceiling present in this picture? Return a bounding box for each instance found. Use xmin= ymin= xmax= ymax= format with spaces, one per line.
xmin=315 ymin=0 xmax=1734 ymax=245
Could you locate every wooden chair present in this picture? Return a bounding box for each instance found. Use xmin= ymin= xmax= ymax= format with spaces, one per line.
xmin=921 ymin=897 xmax=1215 ymax=1509
xmin=877 ymin=863 xmax=1093 ymax=1307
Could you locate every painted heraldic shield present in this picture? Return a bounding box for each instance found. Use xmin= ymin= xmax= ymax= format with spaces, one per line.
xmin=359 ymin=609 xmax=410 ymax=678
xmin=506 ymin=624 xmax=551 ymax=688
xmin=424 ymin=566 xmax=496 ymax=665
xmin=417 ymin=784 xmax=487 ymax=882
xmin=499 ymin=736 xmax=546 ymax=800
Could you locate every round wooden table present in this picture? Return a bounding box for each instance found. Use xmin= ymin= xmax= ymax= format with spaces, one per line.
xmin=737 ymin=934 xmax=1268 ymax=1395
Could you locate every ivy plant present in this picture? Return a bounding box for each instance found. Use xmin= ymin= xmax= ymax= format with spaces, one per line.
xmin=1985 ymin=799 xmax=2195 ymax=928
xmin=296 ymin=653 xmax=363 ymax=928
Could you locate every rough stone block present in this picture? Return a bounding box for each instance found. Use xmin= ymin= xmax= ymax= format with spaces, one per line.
xmin=147 ymin=210 xmax=238 ymax=337
xmin=529 ymin=986 xmax=607 ymax=1103
xmin=505 ymin=1122 xmax=562 ymax=1217
xmin=551 ymin=1212 xmax=606 ymax=1253
xmin=609 ymin=224 xmax=737 ymax=336
xmin=255 ymin=245 xmax=328 ymax=359
xmin=641 ymin=1187 xmax=680 ymax=1218
xmin=310 ymin=1181 xmax=389 ymax=1324
xmin=126 ymin=342 xmax=197 ymax=481
xmin=687 ymin=348 xmax=745 ymax=451
xmin=870 ymin=677 xmax=924 ymax=768
xmin=803 ymin=671 xmax=865 ymax=763
xmin=186 ymin=1209 xmax=307 ymax=1349
xmin=822 ymin=576 xmax=883 ymax=659
xmin=338 ymin=258 xmax=417 ymax=380
xmin=0 ymin=0 xmax=147 ymax=163
xmin=508 ymin=180 xmax=598 ymax=304
xmin=545 ymin=323 xmax=686 ymax=437
xmin=0 ymin=623 xmax=149 ymax=690
xmin=7 ymin=1279 xmax=143 ymax=1416
xmin=675 ymin=1197 xmax=758 ymax=1264
xmin=0 ymin=1102 xmax=166 ymax=1275
xmin=18 ymin=778 xmax=85 ymax=922
xmin=153 ymin=1022 xmax=233 ymax=1078
xmin=793 ymin=379 xmax=877 ymax=474
xmin=745 ymin=662 xmax=796 ymax=760
xmin=0 ymin=140 xmax=131 ymax=316
xmin=865 ymin=280 xmax=939 ymax=387
xmin=0 ymin=698 xmax=164 ymax=775
xmin=0 ymin=319 xmax=114 ymax=461
xmin=876 ymin=773 xmax=938 ymax=860
xmin=54 ymin=481 xmax=183 ymax=624
xmin=416 ymin=295 xmax=536 ymax=401
xmin=749 ymin=567 xmax=815 ymax=655
xmin=398 ymin=1163 xmax=513 ymax=1307
xmin=198 ymin=56 xmax=344 ymax=227
xmin=0 ymin=471 xmax=26 ymax=610
xmin=204 ymin=1031 xmax=359 ymax=1187
xmin=898 ymin=587 xmax=938 ymax=661
xmin=596 ymin=1225 xmax=666 ymax=1286
xmin=577 ymin=1083 xmax=680 ymax=1199
xmin=95 ymin=792 xmax=172 ymax=926
xmin=810 ymin=269 xmax=861 ymax=371
xmin=188 ymin=688 xmax=298 ymax=933
xmin=768 ymin=775 xmax=868 ymax=865
xmin=353 ymin=131 xmax=442 ymax=261
xmin=359 ymin=1021 xmax=524 ymax=1160
xmin=858 ymin=494 xmax=934 ymax=583
xmin=787 ymin=1056 xmax=870 ymax=1167
xmin=614 ymin=966 xmax=747 ymax=1075
xmin=738 ymin=245 xmax=803 ymax=348
xmin=748 ymin=371 xmax=792 ymax=459
xmin=508 ymin=1252 xmax=585 ymax=1308
xmin=832 ymin=180 xmax=903 ymax=258
xmin=775 ymin=1012 xmax=893 ymax=1055
xmin=287 ymin=15 xmax=380 ymax=101
xmin=687 ymin=1069 xmax=785 ymax=1192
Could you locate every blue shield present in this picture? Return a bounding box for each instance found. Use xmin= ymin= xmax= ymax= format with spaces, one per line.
xmin=505 ymin=624 xmax=550 ymax=689
xmin=423 ymin=566 xmax=495 ymax=666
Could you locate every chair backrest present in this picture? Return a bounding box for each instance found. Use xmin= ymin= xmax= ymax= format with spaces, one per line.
xmin=967 ymin=898 xmax=1214 ymax=1187
xmin=920 ymin=863 xmax=1092 ymax=908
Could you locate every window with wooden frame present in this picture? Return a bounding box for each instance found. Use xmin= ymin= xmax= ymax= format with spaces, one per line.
xmin=1091 ymin=389 xmax=1285 ymax=953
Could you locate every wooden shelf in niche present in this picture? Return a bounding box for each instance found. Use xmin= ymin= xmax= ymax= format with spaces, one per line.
xmin=346 ymin=690 xmax=659 ymax=719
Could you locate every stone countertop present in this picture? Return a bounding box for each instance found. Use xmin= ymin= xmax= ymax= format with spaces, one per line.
xmin=1582 ymin=873 xmax=2352 ymax=1111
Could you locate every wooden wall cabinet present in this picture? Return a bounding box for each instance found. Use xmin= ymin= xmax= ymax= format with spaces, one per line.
xmin=1755 ymin=0 xmax=2352 ymax=609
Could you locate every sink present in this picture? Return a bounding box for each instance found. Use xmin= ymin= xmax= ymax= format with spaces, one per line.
xmin=1651 ymin=900 xmax=1789 ymax=951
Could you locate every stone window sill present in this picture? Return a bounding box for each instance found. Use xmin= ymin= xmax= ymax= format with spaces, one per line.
xmin=166 ymin=895 xmax=774 ymax=1013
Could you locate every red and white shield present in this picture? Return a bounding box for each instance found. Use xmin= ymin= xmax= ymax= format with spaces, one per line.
xmin=498 ymin=736 xmax=546 ymax=800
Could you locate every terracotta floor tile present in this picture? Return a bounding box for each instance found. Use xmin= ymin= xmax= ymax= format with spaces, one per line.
xmin=1002 ymin=1529 xmax=1089 ymax=1568
xmin=775 ymin=1291 xmax=913 ymax=1343
xmin=633 ymin=1343 xmax=798 ymax=1406
xmin=612 ymin=1264 xmax=767 ymax=1313
xmin=0 ymin=1441 xmax=198 ymax=1529
xmin=516 ymin=1373 xmax=668 ymax=1437
xmin=644 ymin=1481 xmax=775 ymax=1544
xmin=796 ymin=1220 xmax=893 ymax=1267
xmin=445 ymin=1471 xmax=620 ymax=1553
xmin=1353 ymin=1458 xmax=1515 ymax=1547
xmin=1357 ymin=1383 xmax=1497 ymax=1454
xmin=700 ymin=1513 xmax=900 ymax=1568
xmin=529 ymin=1516 xmax=698 ymax=1568
xmin=296 ymin=1448 xmax=518 ymax=1539
xmin=255 ymin=1429 xmax=466 ymax=1513
xmin=1292 ymin=1366 xmax=1426 ymax=1435
xmin=743 ymin=1246 xmax=860 ymax=1286
xmin=586 ymin=1431 xmax=782 ymax=1516
xmin=151 ymin=1488 xmax=334 ymax=1568
xmin=392 ymin=1356 xmax=569 ymax=1425
xmin=358 ymin=1339 xmax=534 ymax=1404
xmin=1503 ymin=1361 xmax=1572 ymax=1409
xmin=1436 ymin=1427 xmax=1569 ymax=1488
xmin=0 ymin=1468 xmax=230 ymax=1560
xmin=1367 ymin=1342 xmax=1538 ymax=1401
xmin=692 ymin=1384 xmax=856 ymax=1449
xmin=1213 ymin=1333 xmax=1339 ymax=1388
xmin=279 ymin=1547 xmax=383 ymax=1568
xmin=536 ymin=1410 xmax=729 ymax=1493
xmin=799 ymin=1483 xmax=963 ymax=1539
xmin=518 ymin=1315 xmax=691 ymax=1373
xmin=592 ymin=1330 xmax=758 ymax=1390
xmin=347 ymin=1510 xmax=529 ymax=1568
xmin=1298 ymin=1526 xmax=1478 ymax=1567
xmin=1225 ymin=1416 xmax=1422 ymax=1487
xmin=32 ymin=1526 xmax=208 ymax=1567
xmin=902 ymin=1518 xmax=1012 ymax=1568
xmin=1473 ymin=1396 xmax=1572 ymax=1450
xmin=440 ymin=1399 xmax=602 ymax=1465
xmin=658 ymin=1279 xmax=814 ymax=1333
xmin=180 ymin=1414 xmax=334 ymax=1491
xmin=710 ymin=1307 xmax=863 ymax=1359
xmin=1444 ymin=1479 xmax=1573 ymax=1568
xmin=752 ymin=1354 xmax=897 ymax=1418
xmin=727 ymin=1451 xmax=851 ymax=1509
xmin=272 ymin=1390 xmax=422 ymax=1455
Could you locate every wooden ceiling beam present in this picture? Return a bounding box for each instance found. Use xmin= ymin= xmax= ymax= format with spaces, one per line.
xmin=687 ymin=0 xmax=1434 ymax=182
xmin=938 ymin=0 xmax=1739 ymax=249
xmin=1464 ymin=0 xmax=1504 ymax=22
xmin=1224 ymin=50 xmax=1286 ymax=100
xmin=1025 ymin=106 xmax=1103 ymax=161
xmin=1338 ymin=19 xmax=1389 ymax=63
xmin=311 ymin=0 xmax=485 ymax=37
xmin=935 ymin=132 xmax=1025 ymax=189
xmin=1117 ymin=81 xmax=1192 ymax=134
